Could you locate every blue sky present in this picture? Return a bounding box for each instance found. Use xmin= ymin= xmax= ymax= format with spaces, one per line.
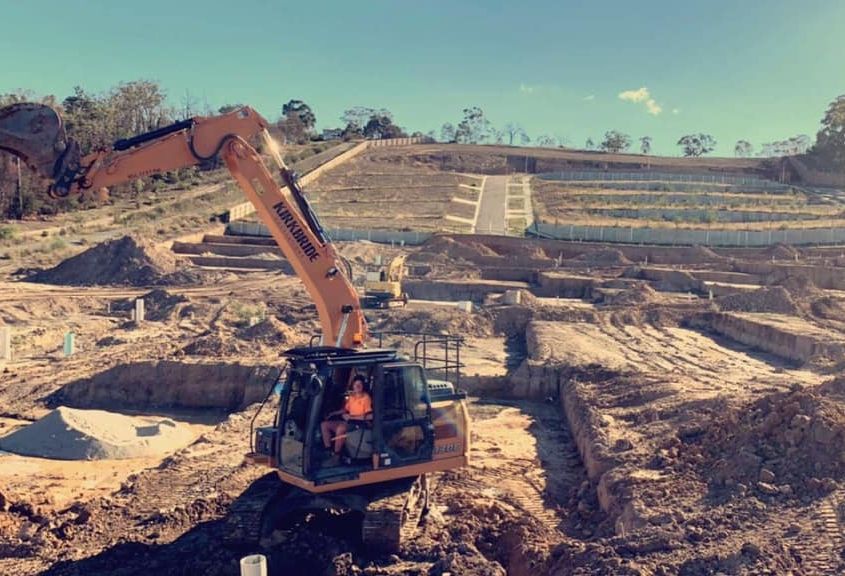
xmin=1 ymin=0 xmax=842 ymax=155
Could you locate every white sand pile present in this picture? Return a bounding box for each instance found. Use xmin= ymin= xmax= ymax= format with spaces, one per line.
xmin=0 ymin=407 xmax=194 ymax=460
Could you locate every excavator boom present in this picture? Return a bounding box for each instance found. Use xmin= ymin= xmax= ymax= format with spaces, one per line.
xmin=0 ymin=103 xmax=366 ymax=347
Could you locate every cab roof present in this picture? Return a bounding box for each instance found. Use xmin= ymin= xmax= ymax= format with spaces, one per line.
xmin=283 ymin=346 xmax=402 ymax=367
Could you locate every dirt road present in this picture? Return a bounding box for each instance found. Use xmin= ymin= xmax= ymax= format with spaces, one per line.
xmin=476 ymin=176 xmax=508 ymax=235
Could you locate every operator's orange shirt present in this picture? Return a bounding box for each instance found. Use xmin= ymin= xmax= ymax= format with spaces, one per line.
xmin=345 ymin=393 xmax=372 ymax=418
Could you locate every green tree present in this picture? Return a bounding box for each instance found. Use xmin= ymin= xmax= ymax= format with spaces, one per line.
xmin=677 ymin=133 xmax=716 ymax=157
xmin=536 ymin=135 xmax=556 ymax=148
xmin=282 ymin=100 xmax=316 ymax=131
xmin=108 ymin=80 xmax=171 ymax=140
xmin=734 ymin=140 xmax=753 ymax=157
xmin=600 ymin=131 xmax=632 ymax=153
xmin=61 ymin=86 xmax=112 ymax=153
xmin=584 ymin=137 xmax=595 ymax=150
xmin=812 ymin=95 xmax=845 ymax=171
xmin=440 ymin=122 xmax=456 ymax=143
xmin=639 ymin=136 xmax=652 ymax=155
xmin=341 ymin=107 xmax=390 ymax=136
xmin=362 ymin=113 xmax=406 ymax=139
xmin=504 ymin=123 xmax=529 ymax=146
xmin=455 ymin=107 xmax=491 ymax=144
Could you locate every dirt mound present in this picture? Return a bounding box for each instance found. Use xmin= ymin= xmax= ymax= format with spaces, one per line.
xmin=494 ymin=242 xmax=548 ymax=261
xmin=717 ymin=286 xmax=800 ymax=314
xmin=810 ymin=296 xmax=845 ymax=320
xmin=414 ymin=236 xmax=499 ymax=262
xmin=572 ymin=249 xmax=632 ymax=267
xmin=235 ymin=316 xmax=297 ymax=346
xmin=770 ymin=274 xmax=823 ymax=300
xmin=373 ymin=308 xmax=494 ymax=337
xmin=181 ymin=331 xmax=244 ymax=357
xmin=335 ymin=241 xmax=403 ymax=265
xmin=676 ymin=245 xmax=723 ymax=263
xmin=607 ymin=284 xmax=658 ymax=306
xmin=699 ymin=382 xmax=845 ymax=494
xmin=622 ymin=266 xmax=703 ymax=293
xmin=112 ymin=289 xmax=188 ymax=321
xmin=0 ymin=407 xmax=193 ymax=460
xmin=30 ymin=236 xmax=200 ymax=287
xmin=762 ymin=243 xmax=800 ymax=260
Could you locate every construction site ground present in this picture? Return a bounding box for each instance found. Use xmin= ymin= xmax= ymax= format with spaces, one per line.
xmin=3 ymin=228 xmax=845 ymax=575
xmin=3 ymin=142 xmax=845 ymax=574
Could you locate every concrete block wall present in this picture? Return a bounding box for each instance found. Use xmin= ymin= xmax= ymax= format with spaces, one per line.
xmin=534 ymin=221 xmax=845 ymax=247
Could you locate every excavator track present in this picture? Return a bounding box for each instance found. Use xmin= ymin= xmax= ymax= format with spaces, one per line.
xmin=223 ymin=472 xmax=289 ymax=547
xmin=361 ymin=475 xmax=429 ymax=554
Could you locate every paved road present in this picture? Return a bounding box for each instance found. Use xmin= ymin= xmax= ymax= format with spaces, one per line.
xmin=476 ymin=175 xmax=508 ymax=235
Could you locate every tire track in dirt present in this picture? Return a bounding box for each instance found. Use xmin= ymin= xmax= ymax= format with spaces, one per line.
xmin=454 ymin=402 xmax=586 ymax=535
xmin=780 ymin=492 xmax=844 ymax=575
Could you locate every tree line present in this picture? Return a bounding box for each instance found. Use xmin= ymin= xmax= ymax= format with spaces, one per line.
xmin=0 ymin=82 xmax=843 ymax=218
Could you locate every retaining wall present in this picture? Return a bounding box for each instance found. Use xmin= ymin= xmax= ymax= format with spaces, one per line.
xmin=227 ymin=221 xmax=433 ymax=245
xmin=533 ymin=221 xmax=845 ymax=247
xmin=404 ymin=278 xmax=529 ymax=302
xmin=731 ymin=261 xmax=845 ymax=290
xmin=172 ymin=241 xmax=280 ymax=257
xmin=584 ymin=207 xmax=818 ymax=223
xmin=690 ymin=270 xmax=762 ymax=285
xmin=535 ymin=272 xmax=597 ymax=298
xmin=186 ymin=255 xmax=292 ymax=271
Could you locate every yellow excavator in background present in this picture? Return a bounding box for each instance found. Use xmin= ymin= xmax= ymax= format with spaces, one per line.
xmin=363 ymin=254 xmax=409 ymax=309
xmin=0 ymin=102 xmax=470 ymax=552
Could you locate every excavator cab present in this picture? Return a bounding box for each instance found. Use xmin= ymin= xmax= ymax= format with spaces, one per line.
xmin=243 ymin=342 xmax=469 ymax=551
xmin=252 ymin=344 xmax=468 ymax=490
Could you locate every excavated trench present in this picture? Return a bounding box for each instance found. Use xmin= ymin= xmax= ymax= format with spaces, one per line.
xmin=48 ymin=360 xmax=281 ymax=412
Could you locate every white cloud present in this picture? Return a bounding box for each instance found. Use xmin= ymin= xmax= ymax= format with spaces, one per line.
xmin=618 ymin=87 xmax=650 ymax=103
xmin=645 ymin=99 xmax=662 ymax=116
xmin=583 ymin=94 xmax=596 ymax=101
xmin=619 ymin=86 xmax=663 ymax=116
xmin=672 ymin=108 xmax=681 ymax=115
xmin=519 ymin=83 xmax=535 ymax=94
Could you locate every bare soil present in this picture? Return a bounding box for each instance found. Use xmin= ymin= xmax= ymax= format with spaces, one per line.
xmin=4 ymin=189 xmax=845 ymax=575
xmin=28 ymin=236 xmax=203 ymax=287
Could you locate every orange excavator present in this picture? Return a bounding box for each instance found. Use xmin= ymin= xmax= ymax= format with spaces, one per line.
xmin=0 ymin=103 xmax=470 ymax=551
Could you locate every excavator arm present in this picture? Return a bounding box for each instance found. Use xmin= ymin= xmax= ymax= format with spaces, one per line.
xmin=0 ymin=104 xmax=366 ymax=348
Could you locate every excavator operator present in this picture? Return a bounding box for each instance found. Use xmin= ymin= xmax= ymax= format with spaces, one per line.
xmin=321 ymin=375 xmax=373 ymax=459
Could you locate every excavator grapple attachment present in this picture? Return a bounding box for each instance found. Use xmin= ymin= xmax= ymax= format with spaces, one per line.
xmin=0 ymin=103 xmax=70 ymax=180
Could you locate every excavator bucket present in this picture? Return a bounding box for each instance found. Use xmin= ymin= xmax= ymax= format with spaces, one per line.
xmin=0 ymin=103 xmax=69 ymax=180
